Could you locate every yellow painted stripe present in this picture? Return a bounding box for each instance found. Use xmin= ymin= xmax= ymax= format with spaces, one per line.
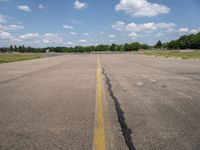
xmin=93 ymin=56 xmax=106 ymax=150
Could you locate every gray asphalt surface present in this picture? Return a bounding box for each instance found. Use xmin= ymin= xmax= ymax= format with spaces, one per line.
xmin=0 ymin=54 xmax=200 ymax=150
xmin=0 ymin=55 xmax=96 ymax=150
xmin=101 ymin=54 xmax=200 ymax=150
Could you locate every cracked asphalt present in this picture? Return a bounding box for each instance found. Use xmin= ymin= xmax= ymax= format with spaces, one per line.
xmin=0 ymin=54 xmax=200 ymax=150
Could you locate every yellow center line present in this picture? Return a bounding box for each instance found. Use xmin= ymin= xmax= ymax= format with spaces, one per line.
xmin=93 ymin=56 xmax=106 ymax=150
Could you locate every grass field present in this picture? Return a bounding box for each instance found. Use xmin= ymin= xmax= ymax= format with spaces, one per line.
xmin=0 ymin=53 xmax=43 ymax=63
xmin=136 ymin=50 xmax=200 ymax=59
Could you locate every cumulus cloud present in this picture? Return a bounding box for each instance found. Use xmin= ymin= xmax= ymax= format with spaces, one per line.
xmin=19 ymin=33 xmax=39 ymax=40
xmin=111 ymin=21 xmax=126 ymax=31
xmin=66 ymin=42 xmax=74 ymax=45
xmin=43 ymin=33 xmax=63 ymax=44
xmin=0 ymin=24 xmax=24 ymax=30
xmin=128 ymin=32 xmax=138 ymax=38
xmin=17 ymin=5 xmax=31 ymax=12
xmin=79 ymin=39 xmax=88 ymax=43
xmin=190 ymin=28 xmax=200 ymax=34
xmin=70 ymin=32 xmax=77 ymax=35
xmin=177 ymin=28 xmax=189 ymax=34
xmin=115 ymin=0 xmax=170 ymax=17
xmin=112 ymin=21 xmax=176 ymax=39
xmin=38 ymin=4 xmax=45 ymax=9
xmin=112 ymin=21 xmax=175 ymax=33
xmin=63 ymin=25 xmax=74 ymax=29
xmin=177 ymin=27 xmax=200 ymax=35
xmin=0 ymin=30 xmax=13 ymax=40
xmin=113 ymin=21 xmax=200 ymax=42
xmin=74 ymin=1 xmax=88 ymax=9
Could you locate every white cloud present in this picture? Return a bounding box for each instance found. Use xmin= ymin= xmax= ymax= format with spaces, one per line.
xmin=66 ymin=42 xmax=74 ymax=45
xmin=177 ymin=27 xmax=200 ymax=35
xmin=12 ymin=38 xmax=22 ymax=42
xmin=74 ymin=1 xmax=88 ymax=9
xmin=19 ymin=33 xmax=39 ymax=40
xmin=83 ymin=33 xmax=89 ymax=36
xmin=0 ymin=30 xmax=13 ymax=40
xmin=178 ymin=28 xmax=189 ymax=34
xmin=70 ymin=32 xmax=77 ymax=35
xmin=112 ymin=21 xmax=176 ymax=40
xmin=112 ymin=21 xmax=175 ymax=33
xmin=38 ymin=4 xmax=45 ymax=9
xmin=43 ymin=33 xmax=63 ymax=44
xmin=115 ymin=0 xmax=170 ymax=17
xmin=190 ymin=28 xmax=200 ymax=34
xmin=128 ymin=32 xmax=138 ymax=38
xmin=109 ymin=34 xmax=116 ymax=38
xmin=0 ymin=14 xmax=7 ymax=23
xmin=0 ymin=24 xmax=24 ymax=30
xmin=112 ymin=21 xmax=200 ymax=43
xmin=63 ymin=25 xmax=74 ymax=29
xmin=79 ymin=39 xmax=88 ymax=43
xmin=111 ymin=21 xmax=126 ymax=31
xmin=17 ymin=5 xmax=31 ymax=12
xmin=176 ymin=27 xmax=200 ymax=35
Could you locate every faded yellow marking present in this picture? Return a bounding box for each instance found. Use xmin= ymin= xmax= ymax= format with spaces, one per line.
xmin=93 ymin=56 xmax=106 ymax=150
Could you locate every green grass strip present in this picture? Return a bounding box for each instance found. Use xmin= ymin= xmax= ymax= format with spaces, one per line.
xmin=0 ymin=54 xmax=43 ymax=63
xmin=135 ymin=50 xmax=200 ymax=59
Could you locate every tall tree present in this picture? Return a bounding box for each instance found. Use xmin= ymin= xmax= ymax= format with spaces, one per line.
xmin=155 ymin=40 xmax=162 ymax=49
xmin=110 ymin=44 xmax=117 ymax=51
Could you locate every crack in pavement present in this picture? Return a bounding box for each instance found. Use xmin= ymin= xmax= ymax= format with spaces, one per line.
xmin=102 ymin=68 xmax=136 ymax=150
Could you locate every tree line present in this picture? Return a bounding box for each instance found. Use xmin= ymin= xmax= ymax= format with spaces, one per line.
xmin=0 ymin=32 xmax=200 ymax=53
xmin=155 ymin=32 xmax=200 ymax=49
xmin=0 ymin=42 xmax=149 ymax=53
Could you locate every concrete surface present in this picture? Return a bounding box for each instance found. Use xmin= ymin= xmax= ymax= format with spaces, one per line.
xmin=0 ymin=54 xmax=200 ymax=150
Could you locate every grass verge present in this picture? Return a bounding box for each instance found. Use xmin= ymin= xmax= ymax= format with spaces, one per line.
xmin=135 ymin=50 xmax=200 ymax=59
xmin=0 ymin=53 xmax=43 ymax=63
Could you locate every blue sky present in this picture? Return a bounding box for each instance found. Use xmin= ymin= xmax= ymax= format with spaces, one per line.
xmin=0 ymin=0 xmax=200 ymax=47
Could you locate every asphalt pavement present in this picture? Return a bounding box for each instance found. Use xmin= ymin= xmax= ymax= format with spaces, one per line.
xmin=0 ymin=54 xmax=200 ymax=150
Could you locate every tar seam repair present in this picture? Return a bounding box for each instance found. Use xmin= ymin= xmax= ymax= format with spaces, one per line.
xmin=102 ymin=68 xmax=136 ymax=150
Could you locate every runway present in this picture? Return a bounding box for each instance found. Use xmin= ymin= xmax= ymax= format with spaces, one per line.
xmin=0 ymin=54 xmax=200 ymax=150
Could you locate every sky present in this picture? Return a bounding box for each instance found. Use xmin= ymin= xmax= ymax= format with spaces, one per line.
xmin=0 ymin=0 xmax=200 ymax=47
